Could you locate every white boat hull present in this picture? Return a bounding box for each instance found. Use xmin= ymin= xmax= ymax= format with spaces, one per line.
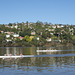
xmin=37 ymin=50 xmax=61 ymax=52
xmin=0 ymin=56 xmax=23 ymax=58
xmin=0 ymin=55 xmax=36 ymax=58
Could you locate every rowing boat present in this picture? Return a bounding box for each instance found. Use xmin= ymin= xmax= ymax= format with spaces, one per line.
xmin=0 ymin=55 xmax=36 ymax=58
xmin=0 ymin=56 xmax=23 ymax=58
xmin=0 ymin=53 xmax=75 ymax=58
xmin=37 ymin=50 xmax=61 ymax=52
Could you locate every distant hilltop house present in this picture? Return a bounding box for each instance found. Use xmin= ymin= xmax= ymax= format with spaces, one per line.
xmin=46 ymin=38 xmax=52 ymax=42
xmin=36 ymin=37 xmax=39 ymax=40
xmin=6 ymin=34 xmax=10 ymax=38
xmin=11 ymin=25 xmax=18 ymax=29
xmin=72 ymin=25 xmax=75 ymax=28
xmin=48 ymin=29 xmax=54 ymax=31
xmin=50 ymin=33 xmax=53 ymax=35
xmin=5 ymin=25 xmax=9 ymax=28
xmin=50 ymin=25 xmax=64 ymax=29
xmin=51 ymin=25 xmax=56 ymax=29
xmin=5 ymin=32 xmax=14 ymax=35
xmin=5 ymin=24 xmax=18 ymax=29
xmin=6 ymin=39 xmax=12 ymax=42
xmin=13 ymin=34 xmax=19 ymax=37
xmin=1 ymin=31 xmax=4 ymax=34
xmin=31 ymin=31 xmax=36 ymax=35
xmin=18 ymin=36 xmax=24 ymax=40
xmin=6 ymin=34 xmax=19 ymax=38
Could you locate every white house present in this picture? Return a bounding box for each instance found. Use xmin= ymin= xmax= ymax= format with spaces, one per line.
xmin=13 ymin=34 xmax=19 ymax=37
xmin=6 ymin=34 xmax=10 ymax=38
xmin=31 ymin=31 xmax=36 ymax=35
xmin=6 ymin=39 xmax=12 ymax=42
xmin=50 ymin=33 xmax=53 ymax=35
xmin=14 ymin=25 xmax=18 ymax=29
xmin=46 ymin=38 xmax=52 ymax=42
xmin=52 ymin=25 xmax=56 ymax=29
xmin=11 ymin=25 xmax=18 ymax=29
xmin=61 ymin=25 xmax=64 ymax=28
xmin=57 ymin=25 xmax=61 ymax=28
xmin=36 ymin=37 xmax=39 ymax=40
xmin=49 ymin=29 xmax=54 ymax=31
xmin=1 ymin=31 xmax=4 ymax=34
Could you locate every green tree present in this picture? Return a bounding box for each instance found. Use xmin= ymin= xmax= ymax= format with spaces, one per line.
xmin=8 ymin=23 xmax=12 ymax=26
xmin=24 ymin=35 xmax=32 ymax=42
xmin=19 ymin=28 xmax=31 ymax=37
xmin=72 ymin=35 xmax=75 ymax=45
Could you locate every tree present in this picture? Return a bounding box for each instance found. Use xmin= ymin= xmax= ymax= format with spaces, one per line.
xmin=24 ymin=35 xmax=32 ymax=42
xmin=19 ymin=28 xmax=31 ymax=37
xmin=8 ymin=23 xmax=12 ymax=26
xmin=72 ymin=35 xmax=75 ymax=45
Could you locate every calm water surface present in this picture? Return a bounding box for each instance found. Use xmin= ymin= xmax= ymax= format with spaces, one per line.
xmin=0 ymin=46 xmax=75 ymax=75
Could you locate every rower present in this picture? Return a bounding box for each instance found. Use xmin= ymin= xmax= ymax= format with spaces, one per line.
xmin=20 ymin=53 xmax=23 ymax=56
xmin=15 ymin=53 xmax=18 ymax=56
xmin=4 ymin=54 xmax=7 ymax=56
xmin=10 ymin=54 xmax=12 ymax=56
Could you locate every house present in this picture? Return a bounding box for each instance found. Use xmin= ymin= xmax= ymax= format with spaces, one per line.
xmin=4 ymin=32 xmax=14 ymax=35
xmin=14 ymin=25 xmax=18 ymax=29
xmin=13 ymin=34 xmax=19 ymax=37
xmin=31 ymin=31 xmax=36 ymax=35
xmin=18 ymin=36 xmax=24 ymax=40
xmin=6 ymin=34 xmax=10 ymax=38
xmin=6 ymin=39 xmax=12 ymax=42
xmin=1 ymin=31 xmax=4 ymax=34
xmin=46 ymin=38 xmax=52 ymax=42
xmin=50 ymin=33 xmax=53 ymax=35
xmin=49 ymin=29 xmax=54 ymax=31
xmin=52 ymin=25 xmax=56 ymax=29
xmin=36 ymin=37 xmax=39 ymax=40
xmin=60 ymin=25 xmax=64 ymax=28
xmin=72 ymin=25 xmax=75 ymax=28
xmin=5 ymin=25 xmax=9 ymax=28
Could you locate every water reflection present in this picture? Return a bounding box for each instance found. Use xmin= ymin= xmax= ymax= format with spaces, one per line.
xmin=0 ymin=47 xmax=75 ymax=75
xmin=0 ymin=56 xmax=75 ymax=71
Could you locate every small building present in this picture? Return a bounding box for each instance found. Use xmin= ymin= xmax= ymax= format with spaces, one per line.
xmin=6 ymin=39 xmax=12 ymax=42
xmin=14 ymin=25 xmax=18 ymax=29
xmin=18 ymin=36 xmax=24 ymax=40
xmin=5 ymin=25 xmax=9 ymax=28
xmin=13 ymin=34 xmax=19 ymax=37
xmin=50 ymin=33 xmax=53 ymax=35
xmin=31 ymin=31 xmax=36 ymax=35
xmin=36 ymin=37 xmax=39 ymax=40
xmin=52 ymin=25 xmax=56 ymax=29
xmin=49 ymin=29 xmax=54 ymax=31
xmin=1 ymin=31 xmax=4 ymax=34
xmin=6 ymin=34 xmax=10 ymax=38
xmin=46 ymin=38 xmax=52 ymax=42
xmin=4 ymin=32 xmax=14 ymax=35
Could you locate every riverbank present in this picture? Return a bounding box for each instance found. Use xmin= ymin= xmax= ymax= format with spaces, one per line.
xmin=0 ymin=42 xmax=74 ymax=47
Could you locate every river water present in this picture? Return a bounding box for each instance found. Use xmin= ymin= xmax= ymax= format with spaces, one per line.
xmin=0 ymin=46 xmax=75 ymax=75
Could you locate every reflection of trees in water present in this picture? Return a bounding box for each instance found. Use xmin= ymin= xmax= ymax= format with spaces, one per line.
xmin=0 ymin=47 xmax=75 ymax=72
xmin=0 ymin=56 xmax=75 ymax=71
xmin=3 ymin=47 xmax=36 ymax=56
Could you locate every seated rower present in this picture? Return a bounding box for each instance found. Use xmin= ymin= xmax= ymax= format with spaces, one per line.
xmin=10 ymin=54 xmax=12 ymax=56
xmin=15 ymin=53 xmax=18 ymax=56
xmin=20 ymin=53 xmax=23 ymax=56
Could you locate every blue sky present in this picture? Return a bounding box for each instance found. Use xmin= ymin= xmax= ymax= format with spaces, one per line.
xmin=0 ymin=0 xmax=75 ymax=24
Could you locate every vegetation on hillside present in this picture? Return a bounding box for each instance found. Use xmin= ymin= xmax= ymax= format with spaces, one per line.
xmin=0 ymin=21 xmax=75 ymax=47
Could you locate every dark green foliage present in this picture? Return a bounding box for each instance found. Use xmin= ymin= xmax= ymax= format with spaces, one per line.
xmin=19 ymin=28 xmax=31 ymax=37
